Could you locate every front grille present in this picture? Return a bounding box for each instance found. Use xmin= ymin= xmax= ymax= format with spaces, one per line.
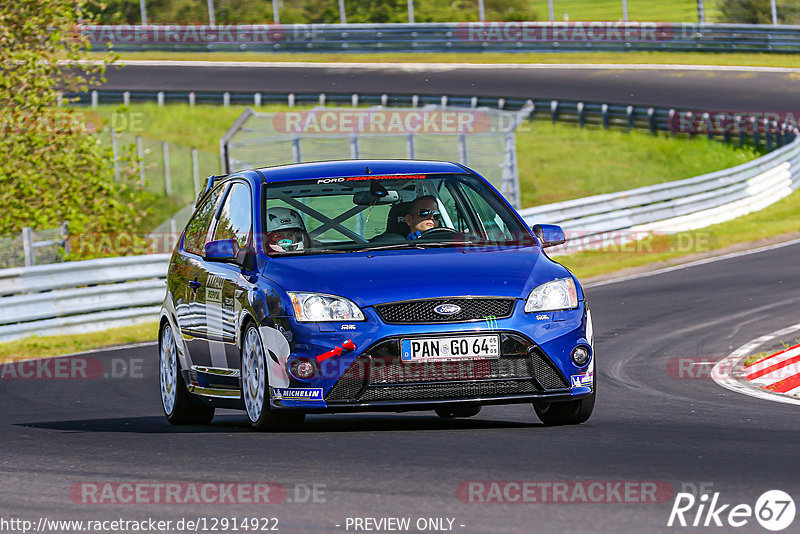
xmin=325 ymin=333 xmax=569 ymax=403
xmin=359 ymin=380 xmax=538 ymax=402
xmin=374 ymin=297 xmax=515 ymax=324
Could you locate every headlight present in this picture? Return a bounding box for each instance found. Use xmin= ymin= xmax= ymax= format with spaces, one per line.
xmin=524 ymin=278 xmax=578 ymax=313
xmin=288 ymin=292 xmax=365 ymax=322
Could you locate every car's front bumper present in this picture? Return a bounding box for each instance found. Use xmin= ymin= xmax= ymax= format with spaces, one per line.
xmin=268 ymin=300 xmax=593 ymax=412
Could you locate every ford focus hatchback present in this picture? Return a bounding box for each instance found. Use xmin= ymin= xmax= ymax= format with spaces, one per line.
xmin=158 ymin=160 xmax=595 ymax=430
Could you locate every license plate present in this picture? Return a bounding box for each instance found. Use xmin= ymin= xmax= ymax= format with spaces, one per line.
xmin=400 ymin=335 xmax=500 ymax=362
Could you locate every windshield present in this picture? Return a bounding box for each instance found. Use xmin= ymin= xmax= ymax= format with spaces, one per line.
xmin=263 ymin=172 xmax=532 ymax=256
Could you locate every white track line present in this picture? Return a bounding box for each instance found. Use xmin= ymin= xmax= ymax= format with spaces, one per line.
xmin=711 ymin=323 xmax=800 ymax=406
xmin=65 ymin=59 xmax=800 ymax=73
xmin=584 ymin=236 xmax=800 ymax=289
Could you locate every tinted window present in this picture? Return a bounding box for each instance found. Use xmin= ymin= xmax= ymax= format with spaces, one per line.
xmin=183 ymin=185 xmax=225 ymax=255
xmin=213 ymin=182 xmax=253 ymax=249
xmin=264 ymin=173 xmax=529 ymax=255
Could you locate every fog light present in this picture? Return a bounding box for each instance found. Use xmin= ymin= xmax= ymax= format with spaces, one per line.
xmin=290 ymin=359 xmax=317 ymax=379
xmin=572 ymin=346 xmax=590 ymax=366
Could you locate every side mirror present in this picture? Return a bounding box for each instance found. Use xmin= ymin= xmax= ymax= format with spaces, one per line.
xmin=204 ymin=239 xmax=238 ymax=261
xmin=532 ymin=224 xmax=566 ymax=248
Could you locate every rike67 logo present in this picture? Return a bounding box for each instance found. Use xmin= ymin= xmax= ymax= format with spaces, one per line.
xmin=668 ymin=490 xmax=795 ymax=531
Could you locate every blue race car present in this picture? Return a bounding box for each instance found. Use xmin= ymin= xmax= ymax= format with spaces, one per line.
xmin=158 ymin=160 xmax=594 ymax=430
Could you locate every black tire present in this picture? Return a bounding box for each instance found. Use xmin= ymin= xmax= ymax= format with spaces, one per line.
xmin=241 ymin=323 xmax=305 ymax=431
xmin=533 ymin=393 xmax=595 ymax=426
xmin=159 ymin=322 xmax=215 ymax=426
xmin=435 ymin=405 xmax=481 ymax=419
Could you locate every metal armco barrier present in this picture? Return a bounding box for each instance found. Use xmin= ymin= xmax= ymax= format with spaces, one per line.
xmin=0 ymin=254 xmax=170 ymax=342
xmin=80 ymin=22 xmax=800 ymax=53
xmin=519 ymin=137 xmax=800 ymax=247
xmin=69 ymin=90 xmax=798 ymax=152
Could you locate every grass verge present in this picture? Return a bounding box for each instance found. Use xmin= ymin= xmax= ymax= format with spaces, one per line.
xmin=100 ymin=51 xmax=800 ymax=69
xmin=556 ymin=188 xmax=800 ymax=280
xmin=0 ymin=322 xmax=158 ymax=364
xmin=89 ymin=103 xmax=760 ymax=208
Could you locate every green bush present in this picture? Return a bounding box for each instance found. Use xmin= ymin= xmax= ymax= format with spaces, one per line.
xmin=717 ymin=0 xmax=800 ymax=24
xmin=0 ymin=0 xmax=151 ymax=259
xmin=87 ymin=0 xmax=537 ymax=24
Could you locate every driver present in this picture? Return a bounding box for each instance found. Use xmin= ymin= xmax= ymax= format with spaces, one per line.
xmin=404 ymin=195 xmax=442 ymax=240
xmin=266 ymin=207 xmax=310 ymax=253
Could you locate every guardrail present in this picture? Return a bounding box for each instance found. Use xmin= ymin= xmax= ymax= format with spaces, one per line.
xmin=80 ymin=22 xmax=800 ymax=53
xmin=0 ymin=254 xmax=169 ymax=343
xmin=519 ymin=136 xmax=800 ymax=247
xmin=70 ymin=90 xmax=797 ymax=153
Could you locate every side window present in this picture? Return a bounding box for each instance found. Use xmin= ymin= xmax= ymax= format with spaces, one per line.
xmin=460 ymin=183 xmax=513 ymax=241
xmin=183 ymin=185 xmax=225 ymax=255
xmin=213 ymin=182 xmax=252 ymax=249
xmin=438 ymin=182 xmax=470 ymax=233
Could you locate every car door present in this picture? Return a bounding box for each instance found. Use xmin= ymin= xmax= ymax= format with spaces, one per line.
xmin=205 ymin=181 xmax=254 ymax=374
xmin=174 ymin=183 xmax=226 ymax=369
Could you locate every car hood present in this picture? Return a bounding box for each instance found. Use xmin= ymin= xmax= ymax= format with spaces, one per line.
xmin=262 ymin=246 xmax=574 ymax=307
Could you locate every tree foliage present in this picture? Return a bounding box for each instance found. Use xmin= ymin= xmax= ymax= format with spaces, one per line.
xmin=0 ymin=0 xmax=150 ymax=257
xmin=87 ymin=0 xmax=537 ymax=24
xmin=717 ymin=0 xmax=800 ymax=24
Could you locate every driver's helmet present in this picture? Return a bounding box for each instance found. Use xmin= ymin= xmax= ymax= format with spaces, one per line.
xmin=266 ymin=207 xmax=309 ymax=253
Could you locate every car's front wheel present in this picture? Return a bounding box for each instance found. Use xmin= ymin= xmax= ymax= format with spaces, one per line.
xmin=241 ymin=324 xmax=305 ymax=431
xmin=533 ymin=393 xmax=594 ymax=426
xmin=160 ymin=322 xmax=215 ymax=425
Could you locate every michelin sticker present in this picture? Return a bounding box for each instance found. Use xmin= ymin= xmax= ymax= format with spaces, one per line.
xmin=273 ymin=388 xmax=324 ymax=401
xmin=571 ymin=373 xmax=594 ymax=388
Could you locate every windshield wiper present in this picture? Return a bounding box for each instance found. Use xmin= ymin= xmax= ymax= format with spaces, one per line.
xmin=357 ymin=242 xmax=422 ymax=253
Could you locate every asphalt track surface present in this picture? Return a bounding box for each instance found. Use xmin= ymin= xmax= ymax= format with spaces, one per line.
xmin=97 ymin=62 xmax=800 ymax=112
xmin=2 ymin=241 xmax=799 ymax=533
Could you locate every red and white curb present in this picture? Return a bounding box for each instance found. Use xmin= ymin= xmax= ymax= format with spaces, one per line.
xmin=742 ymin=343 xmax=800 ymax=395
xmin=712 ymin=323 xmax=800 ymax=406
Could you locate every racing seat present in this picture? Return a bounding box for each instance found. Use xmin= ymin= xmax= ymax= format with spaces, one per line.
xmin=369 ymin=201 xmax=411 ymax=242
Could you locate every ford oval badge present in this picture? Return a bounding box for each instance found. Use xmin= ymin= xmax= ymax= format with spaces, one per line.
xmin=434 ymin=304 xmax=462 ymax=315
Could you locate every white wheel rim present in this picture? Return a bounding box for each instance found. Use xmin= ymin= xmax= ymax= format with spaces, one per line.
xmin=242 ymin=327 xmax=266 ymax=422
xmin=160 ymin=324 xmax=177 ymax=415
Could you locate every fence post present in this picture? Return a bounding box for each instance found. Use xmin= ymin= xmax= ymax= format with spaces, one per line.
xmin=163 ymin=141 xmax=172 ymax=195
xmin=350 ymin=135 xmax=360 ymax=159
xmin=736 ymin=115 xmax=746 ymax=146
xmin=626 ymin=105 xmax=634 ymax=132
xmin=111 ymin=127 xmax=120 ymax=181
xmin=91 ymin=90 xmax=98 ymax=108
xmin=292 ymin=136 xmax=302 ymax=162
xmin=254 ymin=92 xmax=262 ymax=106
xmin=319 ymin=93 xmax=326 ymax=106
xmin=458 ymin=133 xmax=468 ymax=165
xmin=22 ymin=227 xmax=34 ymax=267
xmin=192 ymin=147 xmax=200 ymax=199
xmin=577 ymin=102 xmax=585 ymax=128
xmin=647 ymin=108 xmax=657 ymax=134
xmin=288 ymin=93 xmax=295 ymax=107
xmin=352 ymin=93 xmax=359 ymax=107
xmin=137 ymin=135 xmax=146 ymax=186
xmin=223 ymin=92 xmax=230 ymax=107
xmin=601 ymin=104 xmax=610 ymax=129
xmin=157 ymin=91 xmax=165 ymax=106
xmin=550 ymin=100 xmax=559 ymax=123
xmin=412 ymin=95 xmax=419 ymax=107
xmin=189 ymin=92 xmax=196 ymax=106
xmin=123 ymin=91 xmax=130 ymax=106
xmin=406 ymin=133 xmax=416 ymax=159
